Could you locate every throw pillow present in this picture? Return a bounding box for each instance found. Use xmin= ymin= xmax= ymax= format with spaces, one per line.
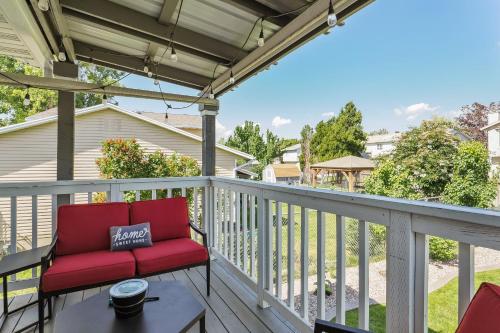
xmin=110 ymin=222 xmax=152 ymax=251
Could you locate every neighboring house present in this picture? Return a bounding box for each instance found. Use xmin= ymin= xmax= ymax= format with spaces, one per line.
xmin=0 ymin=104 xmax=252 ymax=246
xmin=262 ymin=164 xmax=301 ymax=185
xmin=281 ymin=143 xmax=301 ymax=163
xmin=483 ymin=110 xmax=500 ymax=173
xmin=365 ymin=133 xmax=401 ymax=158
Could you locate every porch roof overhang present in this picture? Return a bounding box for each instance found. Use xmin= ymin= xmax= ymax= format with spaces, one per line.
xmin=0 ymin=0 xmax=373 ymax=98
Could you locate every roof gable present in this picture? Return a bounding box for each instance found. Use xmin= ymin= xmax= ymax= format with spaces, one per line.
xmin=0 ymin=104 xmax=253 ymax=160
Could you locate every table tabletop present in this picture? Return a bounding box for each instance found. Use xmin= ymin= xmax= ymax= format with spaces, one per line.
xmin=54 ymin=281 xmax=205 ymax=333
xmin=0 ymin=245 xmax=49 ymax=276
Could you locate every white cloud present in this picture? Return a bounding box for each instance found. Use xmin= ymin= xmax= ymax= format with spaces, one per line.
xmin=216 ymin=120 xmax=232 ymax=139
xmin=271 ymin=116 xmax=292 ymax=128
xmin=321 ymin=112 xmax=335 ymax=117
xmin=394 ymin=103 xmax=439 ymax=120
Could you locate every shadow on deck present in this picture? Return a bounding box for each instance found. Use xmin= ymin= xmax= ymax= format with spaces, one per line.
xmin=0 ymin=259 xmax=298 ymax=333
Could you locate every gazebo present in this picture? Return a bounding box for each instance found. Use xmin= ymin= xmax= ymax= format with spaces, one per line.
xmin=310 ymin=155 xmax=375 ymax=191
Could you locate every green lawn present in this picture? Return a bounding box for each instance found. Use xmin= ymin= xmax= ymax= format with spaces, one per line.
xmin=336 ymin=269 xmax=500 ymax=333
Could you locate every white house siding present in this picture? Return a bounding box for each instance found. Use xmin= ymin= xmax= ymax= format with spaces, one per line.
xmin=0 ymin=108 xmax=241 ymax=250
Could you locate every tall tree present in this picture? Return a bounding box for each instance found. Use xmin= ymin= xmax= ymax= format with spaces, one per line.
xmin=442 ymin=141 xmax=497 ymax=208
xmin=300 ymin=124 xmax=313 ymax=184
xmin=76 ymin=63 xmax=124 ymax=108
xmin=369 ymin=128 xmax=389 ymax=135
xmin=0 ymin=56 xmax=124 ymax=126
xmin=311 ymin=101 xmax=366 ymax=162
xmin=0 ymin=56 xmax=57 ymax=125
xmin=455 ymin=102 xmax=499 ymax=145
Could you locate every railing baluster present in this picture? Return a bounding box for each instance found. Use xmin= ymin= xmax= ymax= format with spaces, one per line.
xmin=236 ymin=192 xmax=241 ymax=268
xmin=242 ymin=193 xmax=248 ymax=274
xmin=51 ymin=194 xmax=57 ymax=233
xmin=194 ymin=188 xmax=199 ymax=242
xmin=181 ymin=188 xmax=186 ymax=197
xmin=458 ymin=242 xmax=475 ymax=321
xmin=70 ymin=193 xmax=75 ymax=204
xmin=336 ymin=215 xmax=346 ymax=324
xmin=32 ymin=195 xmax=38 ymax=277
xmin=217 ymin=188 xmax=223 ymax=252
xmin=167 ymin=188 xmax=172 ymax=198
xmin=276 ymin=202 xmax=283 ymax=299
xmin=224 ymin=189 xmax=230 ymax=258
xmin=151 ymin=189 xmax=157 ymax=200
xmin=257 ymin=194 xmax=267 ymax=308
xmin=266 ymin=199 xmax=273 ymax=294
xmin=317 ymin=211 xmax=326 ymax=319
xmin=88 ymin=192 xmax=93 ymax=203
xmin=358 ymin=220 xmax=369 ymax=329
xmin=10 ymin=197 xmax=17 ymax=256
xmin=229 ymin=190 xmax=234 ymax=262
xmin=287 ymin=204 xmax=295 ymax=310
xmin=250 ymin=195 xmax=256 ymax=279
xmin=135 ymin=190 xmax=140 ymax=202
xmin=415 ymin=233 xmax=429 ymax=333
xmin=300 ymin=207 xmax=309 ymax=321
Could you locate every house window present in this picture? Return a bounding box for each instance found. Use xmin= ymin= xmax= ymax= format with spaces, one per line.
xmin=377 ymin=144 xmax=383 ymax=150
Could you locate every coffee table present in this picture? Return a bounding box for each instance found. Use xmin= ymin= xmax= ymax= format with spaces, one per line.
xmin=54 ymin=281 xmax=205 ymax=333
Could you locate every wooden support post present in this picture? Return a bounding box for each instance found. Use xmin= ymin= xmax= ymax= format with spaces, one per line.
xmin=200 ymin=103 xmax=218 ymax=177
xmin=55 ymin=62 xmax=78 ymax=207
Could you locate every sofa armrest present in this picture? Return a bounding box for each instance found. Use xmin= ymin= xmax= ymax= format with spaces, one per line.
xmin=189 ymin=221 xmax=207 ymax=247
xmin=314 ymin=319 xmax=371 ymax=333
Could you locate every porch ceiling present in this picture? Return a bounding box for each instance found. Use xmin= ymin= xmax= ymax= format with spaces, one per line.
xmin=3 ymin=0 xmax=373 ymax=96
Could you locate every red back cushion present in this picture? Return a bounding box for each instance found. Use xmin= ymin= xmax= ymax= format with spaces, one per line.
xmin=456 ymin=282 xmax=500 ymax=333
xmin=130 ymin=198 xmax=190 ymax=242
xmin=56 ymin=202 xmax=130 ymax=256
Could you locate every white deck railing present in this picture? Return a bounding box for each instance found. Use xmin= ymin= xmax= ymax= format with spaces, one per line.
xmin=1 ymin=176 xmax=500 ymax=333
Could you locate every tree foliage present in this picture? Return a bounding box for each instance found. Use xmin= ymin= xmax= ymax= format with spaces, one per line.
xmin=442 ymin=141 xmax=497 ymax=208
xmin=369 ymin=128 xmax=389 ymax=135
xmin=455 ymin=102 xmax=499 ymax=145
xmin=311 ymin=101 xmax=366 ymax=162
xmin=366 ymin=118 xmax=460 ymax=199
xmin=224 ymin=121 xmax=283 ymax=178
xmin=0 ymin=56 xmax=123 ymax=126
xmin=0 ymin=56 xmax=57 ymax=125
xmin=96 ymin=138 xmax=200 ymax=202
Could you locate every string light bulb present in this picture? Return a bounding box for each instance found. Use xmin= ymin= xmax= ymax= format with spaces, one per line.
xmin=258 ymin=27 xmax=265 ymax=47
xmin=327 ymin=0 xmax=337 ymax=27
xmin=38 ymin=0 xmax=49 ymax=11
xmin=170 ymin=47 xmax=178 ymax=62
xmin=209 ymin=87 xmax=215 ymax=99
xmin=143 ymin=64 xmax=149 ymax=73
xmin=154 ymin=79 xmax=159 ymax=85
xmin=102 ymin=94 xmax=108 ymax=104
xmin=23 ymin=92 xmax=30 ymax=106
xmin=147 ymin=71 xmax=153 ymax=78
xmin=58 ymin=51 xmax=66 ymax=62
xmin=229 ymin=70 xmax=235 ymax=85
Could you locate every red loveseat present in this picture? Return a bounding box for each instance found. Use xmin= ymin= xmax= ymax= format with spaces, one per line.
xmin=37 ymin=197 xmax=209 ymax=333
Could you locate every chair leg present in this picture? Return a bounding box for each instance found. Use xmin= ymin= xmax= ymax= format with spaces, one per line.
xmin=206 ymin=260 xmax=210 ymax=297
xmin=38 ymin=292 xmax=45 ymax=333
xmin=47 ymin=296 xmax=53 ymax=319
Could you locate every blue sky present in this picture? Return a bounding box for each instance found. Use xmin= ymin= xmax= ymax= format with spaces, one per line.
xmin=115 ymin=0 xmax=500 ymax=139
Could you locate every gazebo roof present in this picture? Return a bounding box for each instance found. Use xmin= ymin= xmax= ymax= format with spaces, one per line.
xmin=0 ymin=0 xmax=373 ymax=97
xmin=311 ymin=155 xmax=375 ymax=170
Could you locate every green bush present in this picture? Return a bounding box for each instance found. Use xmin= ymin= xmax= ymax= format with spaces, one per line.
xmin=429 ymin=236 xmax=457 ymax=261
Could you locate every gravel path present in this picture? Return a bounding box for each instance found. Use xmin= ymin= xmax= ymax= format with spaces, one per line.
xmin=284 ymin=247 xmax=500 ymax=325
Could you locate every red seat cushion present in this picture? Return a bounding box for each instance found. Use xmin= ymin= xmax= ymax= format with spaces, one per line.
xmin=42 ymin=250 xmax=135 ymax=293
xmin=56 ymin=202 xmax=130 ymax=256
xmin=132 ymin=238 xmax=208 ymax=275
xmin=456 ymin=282 xmax=500 ymax=333
xmin=130 ymin=198 xmax=190 ymax=242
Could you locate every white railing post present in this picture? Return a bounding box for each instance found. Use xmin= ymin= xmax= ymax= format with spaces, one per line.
xmin=266 ymin=199 xmax=273 ymax=293
xmin=300 ymin=207 xmax=309 ymax=321
xmin=242 ymin=193 xmax=248 ymax=273
xmin=287 ymin=204 xmax=295 ymax=310
xmin=257 ymin=192 xmax=269 ymax=308
xmin=250 ymin=195 xmax=256 ymax=279
xmin=276 ymin=202 xmax=283 ymax=299
xmin=358 ymin=220 xmax=369 ymax=330
xmin=317 ymin=211 xmax=326 ymax=320
xmin=386 ymin=211 xmax=415 ymax=333
xmin=458 ymin=242 xmax=475 ymax=321
xmin=336 ymin=215 xmax=346 ymax=324
xmin=415 ymin=233 xmax=429 ymax=333
xmin=109 ymin=183 xmax=122 ymax=202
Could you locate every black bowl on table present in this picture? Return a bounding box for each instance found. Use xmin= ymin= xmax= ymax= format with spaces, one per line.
xmin=109 ymin=279 xmax=149 ymax=319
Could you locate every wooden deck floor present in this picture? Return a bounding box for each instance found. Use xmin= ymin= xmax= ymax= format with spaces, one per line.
xmin=0 ymin=260 xmax=298 ymax=333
